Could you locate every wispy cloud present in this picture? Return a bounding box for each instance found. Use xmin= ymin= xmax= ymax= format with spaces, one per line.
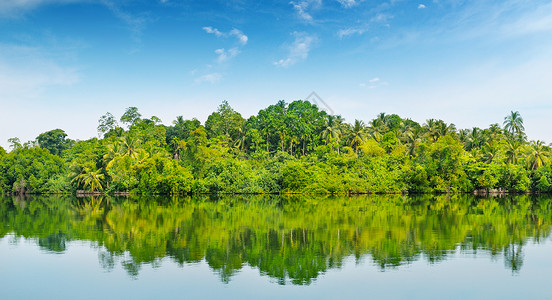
xmin=274 ymin=32 xmax=317 ymax=67
xmin=290 ymin=0 xmax=321 ymax=23
xmin=203 ymin=26 xmax=224 ymax=37
xmin=337 ymin=0 xmax=357 ymax=8
xmin=203 ymin=27 xmax=248 ymax=46
xmin=230 ymin=28 xmax=248 ymax=45
xmin=0 ymin=43 xmax=79 ymax=99
xmin=359 ymin=77 xmax=388 ymax=89
xmin=418 ymin=4 xmax=426 ymax=9
xmin=203 ymin=26 xmax=248 ymax=64
xmin=371 ymin=13 xmax=393 ymax=23
xmin=0 ymin=0 xmax=83 ymax=17
xmin=195 ymin=72 xmax=223 ymax=84
xmin=501 ymin=2 xmax=552 ymax=37
xmin=338 ymin=27 xmax=366 ymax=39
xmin=102 ymin=1 xmax=150 ymax=49
xmin=215 ymin=48 xmax=240 ymax=63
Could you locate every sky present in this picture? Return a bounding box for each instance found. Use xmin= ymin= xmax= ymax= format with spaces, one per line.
xmin=1 ymin=0 xmax=551 ymax=149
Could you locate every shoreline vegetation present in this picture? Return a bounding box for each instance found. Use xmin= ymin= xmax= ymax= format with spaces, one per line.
xmin=1 ymin=101 xmax=551 ymax=196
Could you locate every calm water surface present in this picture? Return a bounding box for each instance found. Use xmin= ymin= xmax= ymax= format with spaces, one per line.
xmin=1 ymin=194 xmax=552 ymax=299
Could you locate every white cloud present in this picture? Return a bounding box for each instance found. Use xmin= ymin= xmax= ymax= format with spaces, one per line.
xmin=203 ymin=26 xmax=224 ymax=37
xmin=215 ymin=47 xmax=240 ymax=63
xmin=359 ymin=77 xmax=387 ymax=89
xmin=195 ymin=73 xmax=223 ymax=84
xmin=230 ymin=28 xmax=248 ymax=45
xmin=371 ymin=13 xmax=393 ymax=23
xmin=337 ymin=0 xmax=357 ymax=8
xmin=337 ymin=27 xmax=366 ymax=39
xmin=290 ymin=0 xmax=321 ymax=23
xmin=203 ymin=27 xmax=248 ymax=64
xmin=203 ymin=27 xmax=249 ymax=45
xmin=418 ymin=4 xmax=426 ymax=9
xmin=274 ymin=32 xmax=317 ymax=67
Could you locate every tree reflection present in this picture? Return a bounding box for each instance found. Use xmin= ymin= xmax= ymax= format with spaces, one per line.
xmin=0 ymin=194 xmax=551 ymax=283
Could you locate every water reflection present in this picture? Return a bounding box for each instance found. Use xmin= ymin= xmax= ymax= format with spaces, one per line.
xmin=0 ymin=194 xmax=551 ymax=284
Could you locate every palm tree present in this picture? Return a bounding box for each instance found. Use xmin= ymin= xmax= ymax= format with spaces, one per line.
xmin=368 ymin=118 xmax=386 ymax=142
xmin=458 ymin=129 xmax=470 ymax=145
xmin=72 ymin=167 xmax=105 ymax=192
xmin=425 ymin=119 xmax=441 ymax=142
xmin=172 ymin=137 xmax=187 ymax=160
xmin=233 ymin=123 xmax=247 ymax=151
xmin=466 ymin=127 xmax=486 ymax=150
xmin=482 ymin=141 xmax=500 ymax=164
xmin=120 ymin=134 xmax=141 ymax=159
xmin=503 ymin=111 xmax=524 ymax=137
xmin=403 ymin=128 xmax=422 ymax=157
xmin=526 ymin=140 xmax=550 ymax=170
xmin=173 ymin=115 xmax=185 ymax=126
xmin=487 ymin=123 xmax=503 ymax=141
xmin=349 ymin=119 xmax=367 ymax=156
xmin=321 ymin=115 xmax=342 ymax=152
xmin=505 ymin=140 xmax=521 ymax=164
xmin=103 ymin=141 xmax=123 ymax=169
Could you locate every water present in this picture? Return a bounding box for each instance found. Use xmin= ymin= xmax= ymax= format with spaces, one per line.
xmin=1 ymin=194 xmax=552 ymax=299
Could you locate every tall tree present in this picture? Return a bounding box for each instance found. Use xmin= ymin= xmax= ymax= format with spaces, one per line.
xmin=321 ymin=115 xmax=342 ymax=152
xmin=525 ymin=141 xmax=550 ymax=170
xmin=97 ymin=112 xmax=119 ymax=137
xmin=503 ymin=111 xmax=524 ymax=138
xmin=205 ymin=101 xmax=245 ymax=143
xmin=349 ymin=119 xmax=367 ymax=156
xmin=120 ymin=107 xmax=142 ymax=128
xmin=36 ymin=129 xmax=73 ymax=156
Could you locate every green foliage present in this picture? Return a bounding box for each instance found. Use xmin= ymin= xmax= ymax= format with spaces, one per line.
xmin=0 ymin=147 xmax=67 ymax=194
xmin=0 ymin=104 xmax=550 ymax=195
xmin=36 ymin=129 xmax=74 ymax=156
xmin=120 ymin=107 xmax=142 ymax=127
xmin=205 ymin=101 xmax=245 ymax=143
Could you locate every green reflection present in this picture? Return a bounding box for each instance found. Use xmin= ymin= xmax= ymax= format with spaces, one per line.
xmin=0 ymin=195 xmax=551 ymax=284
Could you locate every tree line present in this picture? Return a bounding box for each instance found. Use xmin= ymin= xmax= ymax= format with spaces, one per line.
xmin=0 ymin=100 xmax=551 ymax=195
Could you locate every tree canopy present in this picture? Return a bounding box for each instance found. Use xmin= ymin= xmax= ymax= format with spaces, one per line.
xmin=0 ymin=104 xmax=550 ymax=195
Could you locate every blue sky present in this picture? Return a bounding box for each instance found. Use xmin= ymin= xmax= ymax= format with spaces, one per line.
xmin=1 ymin=0 xmax=551 ymax=149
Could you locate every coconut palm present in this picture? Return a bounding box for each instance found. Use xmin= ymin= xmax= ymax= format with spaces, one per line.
xmin=120 ymin=134 xmax=141 ymax=159
xmin=482 ymin=141 xmax=500 ymax=164
xmin=72 ymin=167 xmax=105 ymax=192
xmin=466 ymin=127 xmax=486 ymax=150
xmin=504 ymin=140 xmax=521 ymax=164
xmin=526 ymin=140 xmax=550 ymax=170
xmin=349 ymin=119 xmax=367 ymax=156
xmin=425 ymin=119 xmax=441 ymax=142
xmin=487 ymin=123 xmax=503 ymax=141
xmin=172 ymin=137 xmax=187 ymax=160
xmin=173 ymin=115 xmax=185 ymax=126
xmin=403 ymin=128 xmax=422 ymax=157
xmin=503 ymin=111 xmax=524 ymax=137
xmin=321 ymin=115 xmax=342 ymax=151
xmin=368 ymin=118 xmax=386 ymax=142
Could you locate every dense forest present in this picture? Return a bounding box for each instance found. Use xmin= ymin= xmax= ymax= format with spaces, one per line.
xmin=0 ymin=100 xmax=551 ymax=195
